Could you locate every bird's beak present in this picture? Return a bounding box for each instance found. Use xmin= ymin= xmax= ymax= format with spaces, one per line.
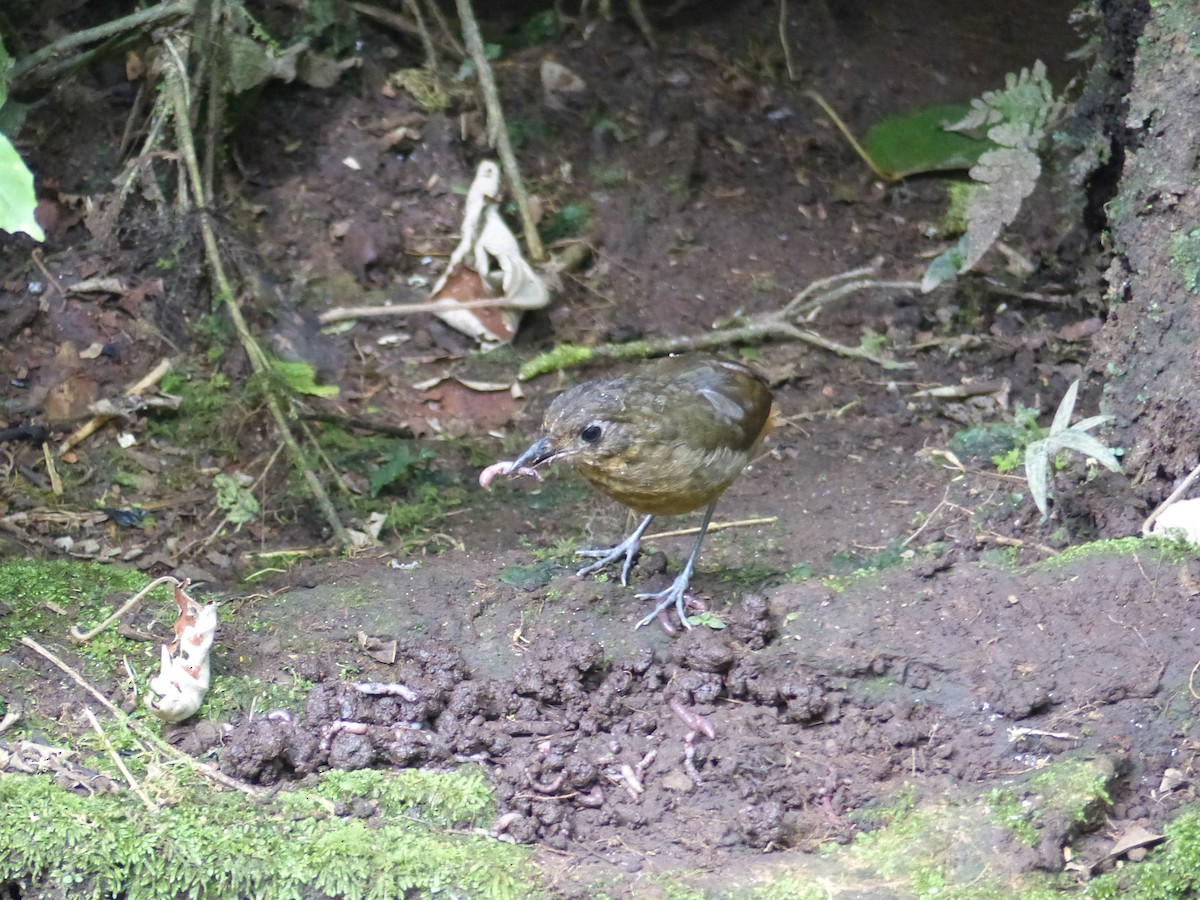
xmin=507 ymin=436 xmax=559 ymax=474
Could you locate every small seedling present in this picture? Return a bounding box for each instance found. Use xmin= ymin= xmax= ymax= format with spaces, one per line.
xmin=686 ymin=610 xmax=726 ymax=630
xmin=1024 ymin=379 xmax=1122 ymax=519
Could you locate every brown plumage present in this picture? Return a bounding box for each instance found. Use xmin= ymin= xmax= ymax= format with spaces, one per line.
xmin=506 ymin=354 xmax=778 ymax=629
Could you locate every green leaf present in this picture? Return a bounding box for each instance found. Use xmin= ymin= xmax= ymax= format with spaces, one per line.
xmin=1048 ymin=430 xmax=1124 ymax=473
xmin=1024 ymin=440 xmax=1051 ymax=519
xmin=0 ymin=133 xmax=43 ymax=241
xmin=270 ymin=359 xmax=339 ymax=397
xmin=368 ymin=444 xmax=432 ymax=497
xmin=213 ymin=473 xmax=261 ymax=526
xmin=1049 ymin=379 xmax=1079 ymax=435
xmin=862 ymin=103 xmax=994 ymax=180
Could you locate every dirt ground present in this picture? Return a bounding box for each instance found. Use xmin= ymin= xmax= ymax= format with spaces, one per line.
xmin=3 ymin=0 xmax=1198 ymax=895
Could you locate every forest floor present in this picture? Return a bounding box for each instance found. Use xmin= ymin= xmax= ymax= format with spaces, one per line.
xmin=3 ymin=0 xmax=1198 ymax=896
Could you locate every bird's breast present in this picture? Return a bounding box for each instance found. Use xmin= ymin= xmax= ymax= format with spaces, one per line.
xmin=578 ymin=441 xmax=752 ymax=516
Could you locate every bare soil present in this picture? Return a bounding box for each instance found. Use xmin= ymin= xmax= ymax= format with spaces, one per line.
xmin=3 ymin=0 xmax=1198 ymax=895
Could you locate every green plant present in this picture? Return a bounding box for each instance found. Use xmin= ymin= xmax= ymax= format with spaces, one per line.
xmin=1023 ymin=379 xmax=1122 ymax=519
xmin=686 ymin=610 xmax=727 ymax=630
xmin=923 ymin=61 xmax=1067 ymax=291
xmin=0 ymin=37 xmax=43 ymax=241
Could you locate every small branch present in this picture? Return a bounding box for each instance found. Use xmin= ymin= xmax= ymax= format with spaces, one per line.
xmin=83 ymin=706 xmax=158 ymax=812
xmin=351 ymin=2 xmax=465 ymax=59
xmin=320 ymin=293 xmax=546 ymax=325
xmin=517 ymin=267 xmax=920 ymax=380
xmin=455 ymin=0 xmax=545 ymax=262
xmin=162 ymin=40 xmax=352 ymax=550
xmin=778 ymin=0 xmax=797 ymax=81
xmin=645 ymin=516 xmax=777 ymax=542
xmin=70 ymin=575 xmax=178 ymax=644
xmin=11 ymin=1 xmax=193 ymax=85
xmin=805 ymin=89 xmax=892 ymax=182
xmin=20 ymin=635 xmax=262 ymax=797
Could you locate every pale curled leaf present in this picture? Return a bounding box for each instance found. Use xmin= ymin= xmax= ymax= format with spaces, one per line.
xmin=1048 ymin=429 xmax=1124 ymax=473
xmin=428 ymin=160 xmax=550 ymax=345
xmin=1071 ymin=414 xmax=1115 ymax=433
xmin=1049 ymin=379 xmax=1080 ymax=435
xmin=1025 ymin=440 xmax=1051 ymax=518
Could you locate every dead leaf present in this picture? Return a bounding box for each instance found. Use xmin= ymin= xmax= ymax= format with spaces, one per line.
xmin=1102 ymin=823 xmax=1164 ymax=862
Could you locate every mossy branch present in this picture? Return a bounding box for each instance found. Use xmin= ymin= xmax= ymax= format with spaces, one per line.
xmin=518 ymin=267 xmax=921 ymax=380
xmin=161 ymin=31 xmax=352 ymax=550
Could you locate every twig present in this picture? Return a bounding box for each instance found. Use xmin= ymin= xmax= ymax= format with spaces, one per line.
xmin=60 ymin=358 xmax=173 ymax=453
xmin=20 ymin=635 xmax=262 ymax=797
xmin=351 ymin=2 xmax=465 ymax=59
xmin=83 ymin=706 xmax=158 ymax=812
xmin=71 ymin=575 xmax=179 ymax=644
xmin=645 ymin=516 xmax=777 ymax=542
xmin=1141 ymin=457 xmax=1200 ymax=537
xmin=10 ymin=0 xmax=193 ymax=86
xmin=21 ymin=636 xmax=125 ymax=717
xmin=805 ymin=89 xmax=892 ymax=182
xmin=518 ymin=266 xmax=922 ymax=380
xmin=626 ymin=0 xmax=657 ymax=48
xmin=454 ymin=0 xmax=545 ymax=262
xmin=319 ymin=293 xmax=546 ymax=325
xmin=778 ymin=0 xmax=797 ymax=81
xmin=161 ymin=39 xmax=352 ymax=549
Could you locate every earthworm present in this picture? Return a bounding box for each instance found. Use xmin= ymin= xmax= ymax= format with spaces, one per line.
xmin=526 ymin=771 xmax=566 ymax=794
xmin=478 ymin=460 xmax=543 ymax=490
xmin=350 ymin=681 xmax=418 ymax=701
xmin=578 ymin=786 xmax=604 ymax=808
xmin=618 ymin=763 xmax=644 ymax=796
xmin=683 ymin=741 xmax=703 ymax=785
xmin=669 ymin=698 xmax=717 ymax=740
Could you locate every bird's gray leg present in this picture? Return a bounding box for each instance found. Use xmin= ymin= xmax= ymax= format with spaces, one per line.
xmin=635 ymin=502 xmax=717 ymax=630
xmin=576 ymin=514 xmax=655 ymax=585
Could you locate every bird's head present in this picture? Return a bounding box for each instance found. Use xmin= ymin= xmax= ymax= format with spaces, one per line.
xmin=505 ymin=382 xmax=637 ymax=476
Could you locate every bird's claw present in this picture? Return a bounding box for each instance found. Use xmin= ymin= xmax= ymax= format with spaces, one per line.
xmin=576 ymin=540 xmax=639 ymax=585
xmin=635 ymin=573 xmax=696 ymax=630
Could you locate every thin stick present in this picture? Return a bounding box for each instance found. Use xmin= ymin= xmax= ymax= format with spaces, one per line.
xmin=805 ymin=89 xmax=892 ymax=182
xmin=454 ymin=0 xmax=545 ymax=262
xmin=319 ymin=292 xmax=548 ymax=325
xmin=1142 ymin=457 xmax=1200 ymax=536
xmin=20 ymin=635 xmax=263 ymax=797
xmin=10 ymin=0 xmax=192 ymax=83
xmin=778 ymin=0 xmax=797 ymax=81
xmin=83 ymin=706 xmax=158 ymax=812
xmin=161 ymin=41 xmax=352 ymax=549
xmin=70 ymin=575 xmax=178 ymax=643
xmin=21 ymin=636 xmax=124 ymax=717
xmin=645 ymin=516 xmax=778 ymax=542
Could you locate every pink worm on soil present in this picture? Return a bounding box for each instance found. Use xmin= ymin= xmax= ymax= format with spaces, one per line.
xmin=669 ymin=698 xmax=717 ymax=740
xmin=479 ymin=460 xmax=543 ymax=490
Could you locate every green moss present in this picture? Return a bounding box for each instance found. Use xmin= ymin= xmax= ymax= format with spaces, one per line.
xmin=0 ymin=767 xmax=534 ymax=899
xmin=1040 ymin=535 xmax=1193 ymax=568
xmin=987 ymin=787 xmax=1042 ymax=848
xmin=200 ymin=672 xmax=314 ymax=721
xmin=0 ymin=560 xmax=166 ymax=655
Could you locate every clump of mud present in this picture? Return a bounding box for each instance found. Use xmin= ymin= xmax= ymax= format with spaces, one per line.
xmin=214 ymin=598 xmax=920 ymax=853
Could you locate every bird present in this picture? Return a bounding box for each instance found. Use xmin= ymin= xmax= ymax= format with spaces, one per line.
xmin=501 ymin=354 xmax=779 ymax=629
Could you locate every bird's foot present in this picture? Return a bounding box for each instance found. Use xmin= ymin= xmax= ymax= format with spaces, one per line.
xmin=575 ymin=515 xmax=654 ymax=585
xmin=575 ymin=535 xmax=641 ymax=585
xmin=635 ymin=570 xmax=696 ymax=630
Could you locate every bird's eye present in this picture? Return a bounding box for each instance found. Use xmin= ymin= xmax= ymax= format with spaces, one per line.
xmin=579 ymin=423 xmax=602 ymax=443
